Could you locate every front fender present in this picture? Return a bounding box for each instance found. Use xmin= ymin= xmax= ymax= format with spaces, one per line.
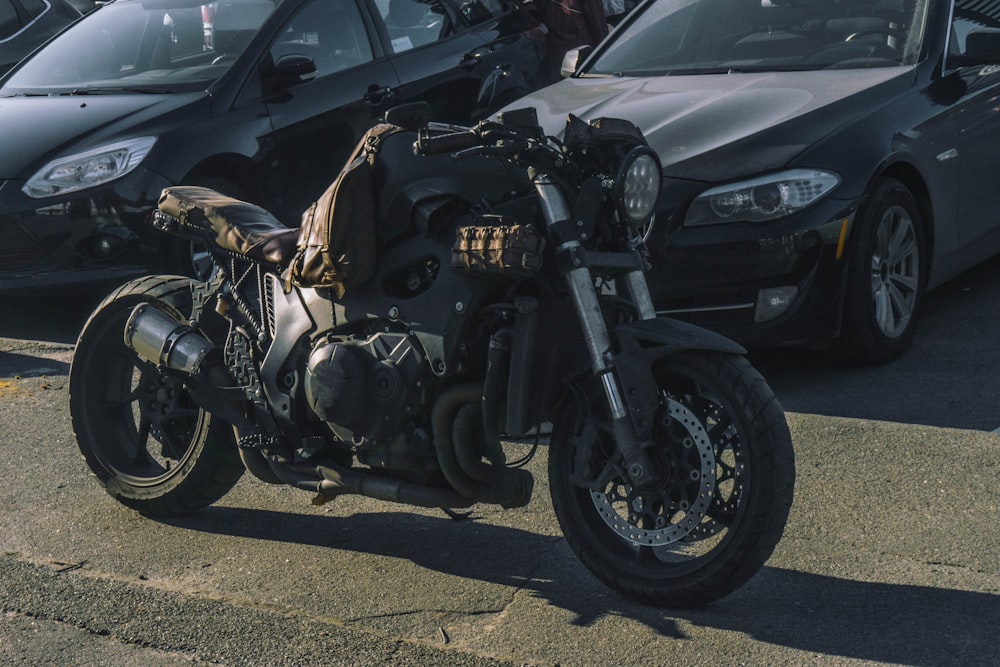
xmin=615 ymin=317 xmax=746 ymax=357
xmin=613 ymin=317 xmax=746 ymax=440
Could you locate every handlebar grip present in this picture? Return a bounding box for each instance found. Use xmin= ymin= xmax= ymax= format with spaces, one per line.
xmin=414 ymin=130 xmax=480 ymax=156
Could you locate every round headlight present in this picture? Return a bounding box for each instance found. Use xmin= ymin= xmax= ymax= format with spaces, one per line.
xmin=615 ymin=146 xmax=662 ymax=225
xmin=710 ymin=190 xmax=743 ymax=218
xmin=750 ymin=183 xmax=786 ymax=215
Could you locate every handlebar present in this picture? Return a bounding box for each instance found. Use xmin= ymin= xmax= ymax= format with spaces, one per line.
xmin=412 ymin=119 xmax=564 ymax=175
xmin=413 ymin=129 xmax=481 ymax=156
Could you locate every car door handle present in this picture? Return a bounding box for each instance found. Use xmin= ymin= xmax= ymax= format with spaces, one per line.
xmin=458 ymin=52 xmax=484 ymax=70
xmin=364 ymin=85 xmax=394 ymax=105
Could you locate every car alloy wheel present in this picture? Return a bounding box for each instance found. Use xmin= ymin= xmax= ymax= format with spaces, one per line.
xmin=870 ymin=202 xmax=920 ymax=339
xmin=835 ymin=177 xmax=926 ymax=365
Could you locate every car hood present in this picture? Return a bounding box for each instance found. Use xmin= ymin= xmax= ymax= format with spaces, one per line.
xmin=0 ymin=92 xmax=207 ymax=179
xmin=515 ymin=68 xmax=914 ymax=182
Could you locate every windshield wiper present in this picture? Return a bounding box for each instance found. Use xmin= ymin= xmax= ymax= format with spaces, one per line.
xmin=664 ymin=67 xmax=748 ymax=75
xmin=586 ymin=67 xmax=745 ymax=77
xmin=66 ymin=87 xmax=176 ymax=95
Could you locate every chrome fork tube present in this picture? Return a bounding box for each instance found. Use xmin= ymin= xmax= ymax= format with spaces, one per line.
xmin=535 ymin=175 xmax=626 ymax=421
xmin=535 ymin=174 xmax=655 ymax=483
xmin=622 ymin=270 xmax=657 ymax=321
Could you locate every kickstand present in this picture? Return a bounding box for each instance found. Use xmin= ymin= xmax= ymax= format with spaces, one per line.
xmin=441 ymin=507 xmax=475 ymax=521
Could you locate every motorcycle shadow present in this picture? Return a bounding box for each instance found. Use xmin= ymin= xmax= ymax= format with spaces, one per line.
xmin=159 ymin=506 xmax=992 ymax=664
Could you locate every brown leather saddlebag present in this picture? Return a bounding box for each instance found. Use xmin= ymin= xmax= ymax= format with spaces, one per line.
xmin=288 ymin=123 xmax=403 ymax=297
xmin=451 ymin=215 xmax=545 ymax=278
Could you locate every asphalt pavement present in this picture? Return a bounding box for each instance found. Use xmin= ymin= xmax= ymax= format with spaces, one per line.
xmin=1 ymin=261 xmax=999 ymax=665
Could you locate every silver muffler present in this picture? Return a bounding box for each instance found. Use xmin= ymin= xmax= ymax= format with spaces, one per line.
xmin=123 ymin=303 xmax=215 ymax=375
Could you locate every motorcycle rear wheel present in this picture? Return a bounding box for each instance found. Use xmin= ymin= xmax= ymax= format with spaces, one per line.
xmin=549 ymin=350 xmax=795 ymax=608
xmin=69 ymin=275 xmax=244 ymax=516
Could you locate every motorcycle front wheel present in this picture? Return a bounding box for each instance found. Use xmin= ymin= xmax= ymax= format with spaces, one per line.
xmin=69 ymin=275 xmax=244 ymax=516
xmin=549 ymin=350 xmax=795 ymax=608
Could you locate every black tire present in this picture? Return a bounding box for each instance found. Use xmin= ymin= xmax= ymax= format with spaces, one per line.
xmin=833 ymin=178 xmax=926 ymax=365
xmin=549 ymin=351 xmax=795 ymax=608
xmin=69 ymin=275 xmax=244 ymax=516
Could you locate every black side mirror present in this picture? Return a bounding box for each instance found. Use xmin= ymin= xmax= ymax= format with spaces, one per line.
xmin=272 ymin=54 xmax=317 ymax=88
xmin=384 ymin=102 xmax=433 ymax=129
xmin=950 ymin=30 xmax=1000 ymax=68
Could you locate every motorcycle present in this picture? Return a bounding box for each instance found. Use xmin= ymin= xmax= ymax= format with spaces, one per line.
xmin=69 ymin=103 xmax=795 ymax=608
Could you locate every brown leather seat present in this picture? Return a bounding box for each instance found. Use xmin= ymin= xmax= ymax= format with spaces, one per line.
xmin=158 ymin=186 xmax=299 ymax=265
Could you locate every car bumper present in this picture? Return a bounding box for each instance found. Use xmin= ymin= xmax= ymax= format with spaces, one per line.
xmin=0 ymin=170 xmax=168 ymax=294
xmin=646 ymin=195 xmax=860 ymax=350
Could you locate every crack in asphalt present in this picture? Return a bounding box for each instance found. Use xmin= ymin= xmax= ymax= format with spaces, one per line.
xmin=0 ymin=553 xmax=522 ymax=667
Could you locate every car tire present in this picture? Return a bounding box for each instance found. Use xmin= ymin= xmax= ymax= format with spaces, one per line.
xmin=833 ymin=177 xmax=926 ymax=365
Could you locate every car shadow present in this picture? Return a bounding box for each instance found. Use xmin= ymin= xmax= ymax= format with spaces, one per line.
xmin=0 ymin=351 xmax=70 ymax=379
xmin=6 ymin=254 xmax=1000 ymax=429
xmin=749 ymin=253 xmax=1000 ymax=431
xmin=161 ymin=506 xmax=993 ymax=666
xmin=0 ymin=293 xmax=101 ymax=345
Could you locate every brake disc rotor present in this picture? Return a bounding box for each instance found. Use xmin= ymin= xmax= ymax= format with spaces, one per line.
xmin=590 ymin=396 xmax=717 ymax=547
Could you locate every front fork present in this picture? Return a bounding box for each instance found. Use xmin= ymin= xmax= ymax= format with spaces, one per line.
xmin=535 ymin=174 xmax=658 ymax=486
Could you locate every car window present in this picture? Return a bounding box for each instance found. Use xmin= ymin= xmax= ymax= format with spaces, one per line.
xmin=586 ymin=0 xmax=932 ymax=76
xmin=211 ymin=0 xmax=275 ymax=57
xmin=0 ymin=0 xmax=20 ymax=41
xmin=268 ymin=0 xmax=373 ymax=77
xmin=20 ymin=0 xmax=47 ymax=20
xmin=456 ymin=0 xmax=507 ymax=25
xmin=949 ymin=0 xmax=1000 ymax=61
xmin=374 ymin=0 xmax=453 ymax=53
xmin=2 ymin=0 xmax=279 ymax=93
xmin=163 ymin=7 xmax=214 ymax=60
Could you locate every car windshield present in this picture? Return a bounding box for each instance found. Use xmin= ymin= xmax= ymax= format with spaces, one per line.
xmin=1 ymin=0 xmax=280 ymax=95
xmin=586 ymin=0 xmax=932 ymax=76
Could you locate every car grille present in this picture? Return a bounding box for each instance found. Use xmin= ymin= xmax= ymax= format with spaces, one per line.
xmin=0 ymin=219 xmax=53 ymax=273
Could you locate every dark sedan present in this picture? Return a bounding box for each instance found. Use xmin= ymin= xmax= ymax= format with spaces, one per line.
xmin=0 ymin=0 xmax=547 ymax=291
xmin=1 ymin=0 xmax=81 ymax=74
xmin=512 ymin=0 xmax=1000 ymax=364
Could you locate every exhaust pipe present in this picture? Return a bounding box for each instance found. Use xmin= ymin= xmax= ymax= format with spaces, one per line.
xmin=432 ymin=384 xmax=534 ymax=509
xmin=314 ymin=462 xmax=475 ymax=509
xmin=124 ymin=303 xmax=215 ymax=374
xmin=123 ymin=302 xmax=255 ymax=433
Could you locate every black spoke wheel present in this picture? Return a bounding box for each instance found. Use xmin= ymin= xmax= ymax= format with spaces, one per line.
xmin=549 ymin=351 xmax=795 ymax=608
xmin=70 ymin=276 xmax=244 ymax=516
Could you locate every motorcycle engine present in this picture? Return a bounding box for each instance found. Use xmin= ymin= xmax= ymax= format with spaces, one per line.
xmin=303 ymin=330 xmax=431 ymax=470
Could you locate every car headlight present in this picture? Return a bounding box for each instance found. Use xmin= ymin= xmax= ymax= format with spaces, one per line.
xmin=616 ymin=146 xmax=662 ymax=226
xmin=684 ymin=169 xmax=840 ymax=226
xmin=22 ymin=137 xmax=158 ymax=199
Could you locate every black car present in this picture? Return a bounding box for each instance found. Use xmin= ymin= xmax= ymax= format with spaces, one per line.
xmin=0 ymin=0 xmax=547 ymax=291
xmin=512 ymin=0 xmax=1000 ymax=364
xmin=0 ymin=0 xmax=81 ymax=74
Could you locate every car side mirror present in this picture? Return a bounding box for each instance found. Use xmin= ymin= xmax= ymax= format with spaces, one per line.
xmin=560 ymin=45 xmax=592 ymax=78
xmin=950 ymin=30 xmax=1000 ymax=68
xmin=272 ymin=54 xmax=317 ymax=88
